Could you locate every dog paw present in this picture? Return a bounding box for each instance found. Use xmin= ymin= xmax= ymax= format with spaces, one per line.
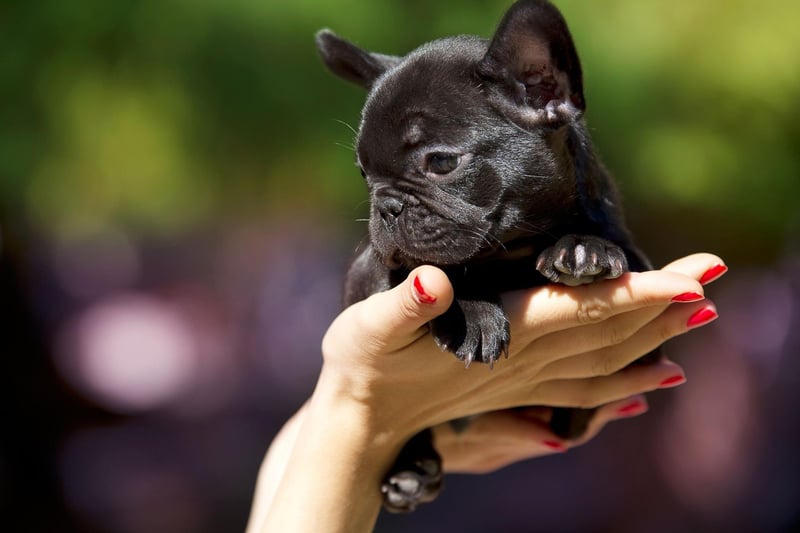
xmin=536 ymin=235 xmax=628 ymax=286
xmin=381 ymin=458 xmax=443 ymax=513
xmin=431 ymin=299 xmax=510 ymax=368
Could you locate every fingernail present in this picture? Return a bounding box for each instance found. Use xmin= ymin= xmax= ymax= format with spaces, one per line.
xmin=413 ymin=275 xmax=437 ymax=304
xmin=686 ymin=307 xmax=718 ymax=328
xmin=617 ymin=400 xmax=648 ymax=417
xmin=671 ymin=291 xmax=704 ymax=303
xmin=542 ymin=440 xmax=567 ymax=452
xmin=699 ymin=264 xmax=728 ymax=285
xmin=659 ymin=374 xmax=686 ymax=388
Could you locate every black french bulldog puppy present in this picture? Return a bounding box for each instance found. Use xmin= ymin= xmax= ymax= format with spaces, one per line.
xmin=316 ymin=0 xmax=656 ymax=513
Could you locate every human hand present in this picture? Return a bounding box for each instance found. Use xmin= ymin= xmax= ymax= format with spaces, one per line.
xmin=319 ymin=253 xmax=724 ymax=459
xmin=251 ymin=253 xmax=725 ymax=532
xmin=431 ymin=395 xmax=646 ymax=473
xmin=432 ymin=253 xmax=725 ymax=473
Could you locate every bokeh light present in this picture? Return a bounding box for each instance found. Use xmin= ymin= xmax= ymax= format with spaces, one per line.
xmin=55 ymin=293 xmax=198 ymax=413
xmin=3 ymin=0 xmax=799 ymax=531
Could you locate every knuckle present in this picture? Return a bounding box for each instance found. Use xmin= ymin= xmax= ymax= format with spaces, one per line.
xmin=601 ymin=322 xmax=629 ymax=347
xmin=353 ymin=301 xmax=374 ymax=332
xmin=575 ymin=298 xmax=613 ymax=324
xmin=658 ymin=322 xmax=680 ymax=343
xmin=590 ymin=355 xmax=619 ymax=377
xmin=567 ymin=384 xmax=597 ymax=409
xmin=354 ymin=301 xmax=389 ymax=352
xmin=397 ymin=294 xmax=421 ymax=323
xmin=574 ymin=391 xmax=599 ymax=409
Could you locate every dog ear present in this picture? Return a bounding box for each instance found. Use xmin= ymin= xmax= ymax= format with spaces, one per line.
xmin=315 ymin=30 xmax=401 ymax=89
xmin=477 ymin=0 xmax=584 ymax=125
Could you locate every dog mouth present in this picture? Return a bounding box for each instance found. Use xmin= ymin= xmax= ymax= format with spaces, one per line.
xmin=373 ymin=219 xmax=496 ymax=268
xmin=368 ymin=187 xmax=500 ymax=268
xmin=381 ymin=249 xmax=410 ymax=269
xmin=380 ymin=242 xmax=473 ymax=269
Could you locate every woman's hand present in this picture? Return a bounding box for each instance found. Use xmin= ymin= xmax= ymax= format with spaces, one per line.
xmin=431 ymin=395 xmax=647 ymax=473
xmin=431 ymin=253 xmax=725 ymax=473
xmin=250 ymin=252 xmax=726 ymax=532
xmin=319 ymin=253 xmax=723 ymax=450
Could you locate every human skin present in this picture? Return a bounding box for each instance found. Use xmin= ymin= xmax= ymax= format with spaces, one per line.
xmin=246 ymin=253 xmax=725 ymax=533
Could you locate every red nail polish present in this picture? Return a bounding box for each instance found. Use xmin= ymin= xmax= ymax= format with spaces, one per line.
xmin=617 ymin=400 xmax=647 ymax=416
xmin=687 ymin=307 xmax=718 ymax=328
xmin=659 ymin=375 xmax=686 ymax=388
xmin=699 ymin=264 xmax=728 ymax=285
xmin=671 ymin=291 xmax=704 ymax=303
xmin=413 ymin=275 xmax=437 ymax=304
xmin=542 ymin=440 xmax=567 ymax=452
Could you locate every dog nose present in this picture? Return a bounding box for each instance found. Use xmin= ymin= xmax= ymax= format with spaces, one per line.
xmin=377 ymin=197 xmax=404 ymax=228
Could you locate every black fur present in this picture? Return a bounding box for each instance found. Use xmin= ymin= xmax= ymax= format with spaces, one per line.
xmin=316 ymin=0 xmax=656 ymax=513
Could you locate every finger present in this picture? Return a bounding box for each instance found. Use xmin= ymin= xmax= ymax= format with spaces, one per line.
xmin=565 ymin=394 xmax=650 ymax=448
xmin=533 ymin=300 xmax=717 ymax=381
xmin=504 ymin=270 xmax=705 ymax=351
xmin=512 ymin=303 xmax=668 ymax=373
xmin=527 ymin=359 xmax=687 ymax=409
xmin=434 ymin=410 xmax=569 ymax=474
xmin=330 ymin=265 xmax=454 ymax=354
xmin=660 ymin=253 xmax=728 ymax=285
xmin=509 ymin=394 xmax=649 ymax=452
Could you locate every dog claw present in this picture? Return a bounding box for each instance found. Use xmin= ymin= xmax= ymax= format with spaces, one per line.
xmin=537 ymin=235 xmax=628 ymax=286
xmin=432 ymin=298 xmax=509 ymax=370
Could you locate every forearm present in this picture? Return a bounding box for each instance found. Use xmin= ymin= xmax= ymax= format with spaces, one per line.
xmin=251 ymin=369 xmax=404 ymax=533
xmin=246 ymin=402 xmax=308 ymax=532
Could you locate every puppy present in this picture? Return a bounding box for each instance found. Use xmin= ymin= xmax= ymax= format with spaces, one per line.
xmin=316 ymin=0 xmax=655 ymax=513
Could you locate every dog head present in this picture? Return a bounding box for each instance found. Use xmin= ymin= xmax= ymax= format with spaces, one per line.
xmin=317 ymin=0 xmax=586 ymax=268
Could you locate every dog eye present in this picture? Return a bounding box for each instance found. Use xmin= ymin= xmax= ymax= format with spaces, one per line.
xmin=426 ymin=153 xmax=461 ymax=174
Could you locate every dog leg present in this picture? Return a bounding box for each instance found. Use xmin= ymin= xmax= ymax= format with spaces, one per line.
xmin=381 ymin=429 xmax=443 ymax=513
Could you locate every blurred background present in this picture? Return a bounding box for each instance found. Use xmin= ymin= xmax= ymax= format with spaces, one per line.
xmin=2 ymin=0 xmax=798 ymax=531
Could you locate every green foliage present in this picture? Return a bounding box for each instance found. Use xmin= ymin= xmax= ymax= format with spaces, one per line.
xmin=2 ymin=0 xmax=797 ymax=261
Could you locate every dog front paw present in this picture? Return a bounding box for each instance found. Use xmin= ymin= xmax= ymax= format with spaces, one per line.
xmin=536 ymin=234 xmax=628 ymax=286
xmin=430 ymin=299 xmax=510 ymax=368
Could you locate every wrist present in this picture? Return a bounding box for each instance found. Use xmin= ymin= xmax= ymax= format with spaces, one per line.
xmin=313 ymin=364 xmax=410 ymax=454
xmin=259 ymin=370 xmax=406 ymax=532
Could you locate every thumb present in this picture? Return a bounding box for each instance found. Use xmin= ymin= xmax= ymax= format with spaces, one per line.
xmin=354 ymin=265 xmax=454 ymax=353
